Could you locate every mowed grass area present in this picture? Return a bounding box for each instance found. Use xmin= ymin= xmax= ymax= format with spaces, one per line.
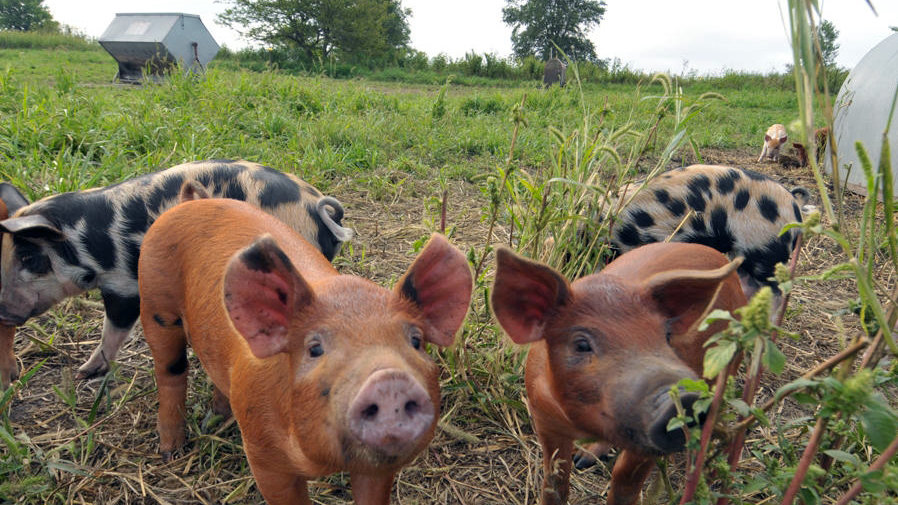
xmin=4 ymin=38 xmax=888 ymax=505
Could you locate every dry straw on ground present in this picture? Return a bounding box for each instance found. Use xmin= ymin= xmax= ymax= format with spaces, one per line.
xmin=3 ymin=148 xmax=890 ymax=504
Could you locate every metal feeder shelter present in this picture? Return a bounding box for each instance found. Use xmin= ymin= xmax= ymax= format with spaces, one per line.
xmin=98 ymin=13 xmax=219 ymax=83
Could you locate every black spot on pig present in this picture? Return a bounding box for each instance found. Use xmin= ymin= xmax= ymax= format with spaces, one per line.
xmin=13 ymin=238 xmax=51 ymax=274
xmin=167 ymin=349 xmax=188 ymax=375
xmin=147 ymin=175 xmax=185 ymax=214
xmin=631 ymin=209 xmax=655 ymax=228
xmin=793 ymin=202 xmax=801 ymax=222
xmin=101 ymin=291 xmax=141 ymax=330
xmin=689 ymin=215 xmax=706 ymax=234
xmin=121 ymin=196 xmax=150 ymax=235
xmin=757 ymin=196 xmax=780 ymax=223
xmin=744 ymin=170 xmax=767 ymax=182
xmin=616 ymin=223 xmax=641 ymax=247
xmin=124 ymin=239 xmax=141 ymax=278
xmin=254 ymin=166 xmax=301 ymax=208
xmin=716 ymin=169 xmax=741 ymax=195
xmin=734 ymin=190 xmax=750 ymax=211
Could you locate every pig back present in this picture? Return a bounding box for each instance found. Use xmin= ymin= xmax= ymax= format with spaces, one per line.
xmin=139 ymin=198 xmax=338 ymax=389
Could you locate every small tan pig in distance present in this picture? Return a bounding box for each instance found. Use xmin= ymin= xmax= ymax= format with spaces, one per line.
xmin=492 ymin=242 xmax=747 ymax=505
xmin=138 ymin=197 xmax=473 ymax=505
xmin=758 ymin=123 xmax=788 ymax=162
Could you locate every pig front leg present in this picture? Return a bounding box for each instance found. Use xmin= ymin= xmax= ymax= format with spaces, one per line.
xmin=0 ymin=324 xmax=18 ymax=389
xmin=533 ymin=420 xmax=575 ymax=505
xmin=76 ymin=291 xmax=140 ymax=379
xmin=351 ymin=473 xmax=394 ymax=505
xmin=244 ymin=451 xmax=312 ymax=505
xmin=757 ymin=143 xmax=769 ymax=162
xmin=607 ymin=449 xmax=656 ymax=505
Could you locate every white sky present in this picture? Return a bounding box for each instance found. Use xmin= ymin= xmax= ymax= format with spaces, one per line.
xmin=43 ymin=0 xmax=898 ymax=75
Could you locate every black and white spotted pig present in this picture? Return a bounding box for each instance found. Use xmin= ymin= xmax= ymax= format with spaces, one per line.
xmin=0 ymin=160 xmax=353 ymax=379
xmin=613 ymin=164 xmax=809 ymax=299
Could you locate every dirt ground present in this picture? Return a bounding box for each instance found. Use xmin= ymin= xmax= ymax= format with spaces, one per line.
xmin=2 ymin=146 xmax=888 ymax=504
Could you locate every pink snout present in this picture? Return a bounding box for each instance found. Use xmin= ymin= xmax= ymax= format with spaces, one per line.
xmin=348 ymin=369 xmax=435 ymax=456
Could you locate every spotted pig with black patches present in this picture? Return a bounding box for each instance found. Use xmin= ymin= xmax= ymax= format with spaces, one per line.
xmin=0 ymin=160 xmax=353 ymax=380
xmin=613 ymin=164 xmax=809 ymax=300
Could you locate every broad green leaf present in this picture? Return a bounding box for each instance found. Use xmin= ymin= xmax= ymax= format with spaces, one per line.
xmin=860 ymin=403 xmax=898 ymax=453
xmin=762 ymin=341 xmax=787 ymax=375
xmin=703 ymin=340 xmax=737 ymax=379
xmin=822 ymin=449 xmax=860 ymax=467
xmin=728 ymin=398 xmax=750 ymax=417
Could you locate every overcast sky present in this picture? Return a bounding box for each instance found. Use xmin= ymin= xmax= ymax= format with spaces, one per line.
xmin=43 ymin=0 xmax=898 ymax=75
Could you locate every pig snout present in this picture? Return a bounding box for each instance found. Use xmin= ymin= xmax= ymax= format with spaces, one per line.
xmin=0 ymin=305 xmax=26 ymax=327
xmin=646 ymin=386 xmax=703 ymax=454
xmin=348 ymin=368 xmax=435 ymax=456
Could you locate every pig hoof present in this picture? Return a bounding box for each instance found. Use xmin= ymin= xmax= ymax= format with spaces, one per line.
xmin=572 ymin=450 xmax=598 ymax=470
xmin=161 ymin=451 xmax=173 ymax=463
xmin=75 ymin=362 xmax=109 ymax=380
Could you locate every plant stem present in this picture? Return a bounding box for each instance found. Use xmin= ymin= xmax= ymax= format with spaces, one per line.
xmin=780 ymin=415 xmax=829 ymax=505
xmin=832 ymin=433 xmax=898 ymax=505
xmin=680 ymin=367 xmax=729 ymax=504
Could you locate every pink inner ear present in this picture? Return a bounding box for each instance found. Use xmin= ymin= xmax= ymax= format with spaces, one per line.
xmin=398 ymin=235 xmax=472 ymax=347
xmin=491 ymin=249 xmax=567 ymax=345
xmin=224 ymin=253 xmax=295 ymax=359
xmin=765 ymin=134 xmax=772 ymax=141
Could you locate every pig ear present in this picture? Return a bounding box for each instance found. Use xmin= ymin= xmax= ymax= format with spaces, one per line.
xmin=764 ymin=134 xmax=772 ymax=142
xmin=782 ymin=135 xmax=788 ymax=143
xmin=0 ymin=215 xmax=64 ymax=241
xmin=178 ymin=180 xmax=210 ymax=202
xmin=641 ymin=258 xmax=742 ymax=335
xmin=224 ymin=235 xmax=314 ymax=359
xmin=395 ymin=234 xmax=473 ymax=348
xmin=491 ymin=247 xmax=571 ymax=344
xmin=0 ymin=183 xmax=29 ymax=215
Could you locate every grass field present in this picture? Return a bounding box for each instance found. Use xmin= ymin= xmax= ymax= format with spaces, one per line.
xmin=1 ymin=32 xmax=896 ymax=505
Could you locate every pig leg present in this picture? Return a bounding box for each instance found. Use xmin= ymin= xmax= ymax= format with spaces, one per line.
xmin=758 ymin=143 xmax=768 ymax=162
xmin=244 ymin=452 xmax=311 ymax=505
xmin=351 ymin=473 xmax=394 ymax=505
xmin=145 ymin=324 xmax=190 ymax=460
xmin=77 ymin=292 xmax=140 ymax=379
xmin=0 ymin=324 xmax=17 ymax=390
xmin=607 ymin=450 xmax=656 ymax=505
xmin=535 ymin=427 xmax=575 ymax=505
xmin=211 ymin=385 xmax=232 ymax=418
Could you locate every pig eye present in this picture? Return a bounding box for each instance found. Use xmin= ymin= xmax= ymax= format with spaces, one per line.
xmin=20 ymin=253 xmax=51 ymax=274
xmin=410 ymin=335 xmax=422 ymax=350
xmin=574 ymin=337 xmax=592 ymax=353
xmin=308 ymin=343 xmax=324 ymax=358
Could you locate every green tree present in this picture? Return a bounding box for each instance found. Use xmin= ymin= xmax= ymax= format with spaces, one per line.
xmin=217 ymin=0 xmax=410 ymax=63
xmin=0 ymin=0 xmax=57 ymax=31
xmin=502 ymin=0 xmax=606 ymax=62
xmin=817 ymin=19 xmax=839 ymax=69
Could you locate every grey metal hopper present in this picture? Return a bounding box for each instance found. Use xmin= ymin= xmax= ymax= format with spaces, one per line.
xmin=99 ymin=13 xmax=219 ymax=83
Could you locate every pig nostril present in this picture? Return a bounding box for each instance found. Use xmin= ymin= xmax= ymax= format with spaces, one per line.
xmin=405 ymin=400 xmax=419 ymax=417
xmin=361 ymin=404 xmax=379 ymax=420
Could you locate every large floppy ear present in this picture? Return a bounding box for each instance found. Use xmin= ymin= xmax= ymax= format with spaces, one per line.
xmin=394 ymin=233 xmax=473 ymax=348
xmin=0 ymin=183 xmax=29 ymax=216
xmin=0 ymin=215 xmax=64 ymax=241
xmin=641 ymin=258 xmax=743 ymax=336
xmin=491 ymin=247 xmax=571 ymax=344
xmin=223 ymin=235 xmax=314 ymax=359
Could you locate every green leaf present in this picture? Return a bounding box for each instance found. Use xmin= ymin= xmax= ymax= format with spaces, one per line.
xmin=822 ymin=450 xmax=861 ymax=467
xmin=698 ymin=309 xmax=736 ymax=331
xmin=728 ymin=398 xmax=750 ymax=417
xmin=860 ymin=403 xmax=898 ymax=453
xmin=860 ymin=469 xmax=887 ymax=493
xmin=774 ymin=377 xmax=821 ymax=402
xmin=762 ymin=341 xmax=787 ymax=375
xmin=703 ymin=340 xmax=737 ymax=379
xmin=667 ymin=417 xmax=686 ymax=432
